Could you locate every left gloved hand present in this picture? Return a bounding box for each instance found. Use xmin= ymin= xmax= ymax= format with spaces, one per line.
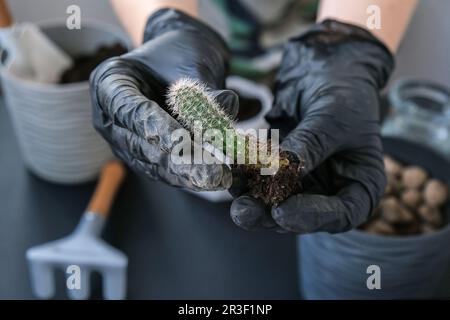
xmin=90 ymin=9 xmax=237 ymax=191
xmin=230 ymin=20 xmax=394 ymax=233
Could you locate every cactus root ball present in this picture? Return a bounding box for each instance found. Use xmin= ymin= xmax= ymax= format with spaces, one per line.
xmin=237 ymin=151 xmax=302 ymax=206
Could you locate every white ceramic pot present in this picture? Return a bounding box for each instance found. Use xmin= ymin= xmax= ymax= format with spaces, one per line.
xmin=1 ymin=20 xmax=131 ymax=184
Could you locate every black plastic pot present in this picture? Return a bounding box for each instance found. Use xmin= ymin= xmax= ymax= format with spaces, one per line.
xmin=298 ymin=137 xmax=450 ymax=299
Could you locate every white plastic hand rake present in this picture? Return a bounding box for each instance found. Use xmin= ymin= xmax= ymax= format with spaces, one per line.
xmin=26 ymin=161 xmax=127 ymax=300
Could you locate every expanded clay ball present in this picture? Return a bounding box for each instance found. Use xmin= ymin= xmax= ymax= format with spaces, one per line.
xmin=417 ymin=205 xmax=443 ymax=227
xmin=421 ymin=223 xmax=437 ymax=234
xmin=401 ymin=189 xmax=422 ymax=208
xmin=423 ymin=179 xmax=448 ymax=208
xmin=365 ymin=219 xmax=395 ymax=235
xmin=384 ymin=156 xmax=402 ymax=177
xmin=385 ymin=174 xmax=401 ymax=195
xmin=380 ymin=197 xmax=414 ymax=224
xmin=402 ymin=166 xmax=428 ymax=189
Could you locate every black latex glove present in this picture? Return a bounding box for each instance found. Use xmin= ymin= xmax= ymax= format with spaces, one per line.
xmin=90 ymin=9 xmax=238 ymax=190
xmin=230 ymin=20 xmax=394 ymax=233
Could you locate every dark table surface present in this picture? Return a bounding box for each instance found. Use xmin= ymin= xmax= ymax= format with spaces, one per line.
xmin=0 ymin=100 xmax=299 ymax=299
xmin=2 ymin=98 xmax=449 ymax=300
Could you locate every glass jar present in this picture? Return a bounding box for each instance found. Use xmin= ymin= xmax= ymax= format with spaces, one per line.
xmin=382 ymin=78 xmax=450 ymax=158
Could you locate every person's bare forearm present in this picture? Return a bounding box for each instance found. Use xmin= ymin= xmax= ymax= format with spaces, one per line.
xmin=318 ymin=0 xmax=417 ymax=52
xmin=110 ymin=0 xmax=198 ymax=46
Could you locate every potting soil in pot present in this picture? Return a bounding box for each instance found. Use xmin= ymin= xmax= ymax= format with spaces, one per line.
xmin=59 ymin=43 xmax=127 ymax=83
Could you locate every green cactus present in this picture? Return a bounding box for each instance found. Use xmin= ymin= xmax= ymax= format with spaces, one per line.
xmin=167 ymin=78 xmax=249 ymax=162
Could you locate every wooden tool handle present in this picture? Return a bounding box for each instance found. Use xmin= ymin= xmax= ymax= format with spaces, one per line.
xmin=0 ymin=0 xmax=13 ymax=28
xmin=87 ymin=160 xmax=126 ymax=218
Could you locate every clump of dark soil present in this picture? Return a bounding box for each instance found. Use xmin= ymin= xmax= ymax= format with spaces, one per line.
xmin=235 ymin=151 xmax=303 ymax=206
xmin=234 ymin=97 xmax=302 ymax=205
xmin=59 ymin=43 xmax=127 ymax=84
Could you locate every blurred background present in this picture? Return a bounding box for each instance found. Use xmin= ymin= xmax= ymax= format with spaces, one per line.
xmin=7 ymin=0 xmax=450 ymax=87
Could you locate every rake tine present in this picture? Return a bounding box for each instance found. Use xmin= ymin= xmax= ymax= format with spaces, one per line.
xmin=27 ymin=258 xmax=55 ymax=299
xmin=102 ymin=267 xmax=127 ymax=300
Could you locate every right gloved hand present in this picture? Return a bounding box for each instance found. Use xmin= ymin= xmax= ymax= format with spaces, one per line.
xmin=89 ymin=8 xmax=238 ymax=190
xmin=230 ymin=20 xmax=394 ymax=234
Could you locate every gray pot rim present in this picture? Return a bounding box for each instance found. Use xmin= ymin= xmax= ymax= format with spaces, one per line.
xmin=346 ymin=222 xmax=450 ymax=244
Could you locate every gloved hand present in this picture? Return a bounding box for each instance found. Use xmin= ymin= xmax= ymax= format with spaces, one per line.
xmin=230 ymin=20 xmax=394 ymax=233
xmin=90 ymin=8 xmax=238 ymax=190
